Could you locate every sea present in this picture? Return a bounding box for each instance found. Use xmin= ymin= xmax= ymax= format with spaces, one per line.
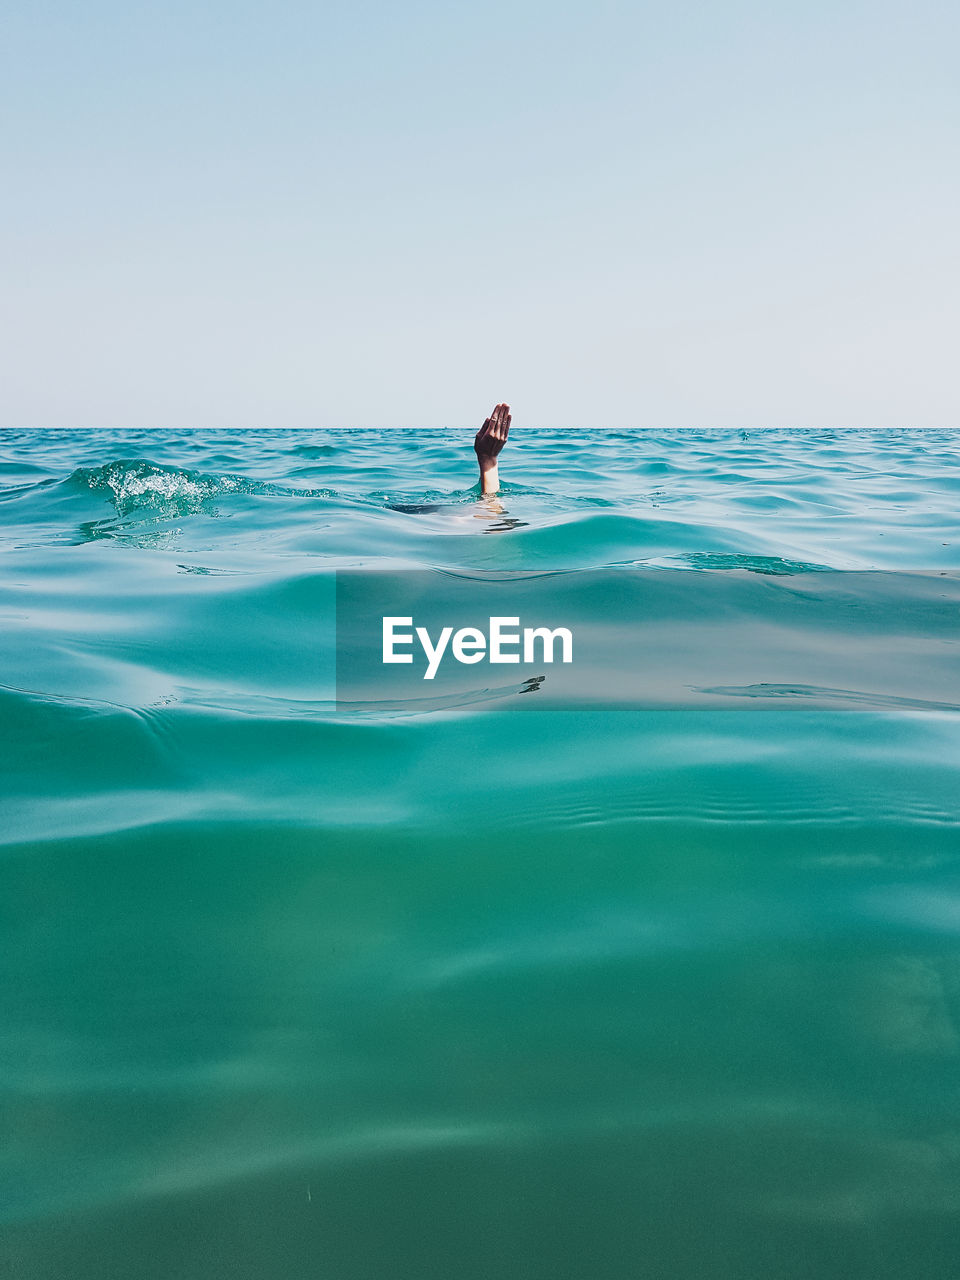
xmin=2 ymin=427 xmax=959 ymax=1279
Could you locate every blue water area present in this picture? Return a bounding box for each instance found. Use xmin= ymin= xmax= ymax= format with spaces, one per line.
xmin=2 ymin=427 xmax=960 ymax=1280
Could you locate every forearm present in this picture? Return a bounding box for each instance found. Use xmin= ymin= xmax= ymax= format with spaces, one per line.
xmin=478 ymin=458 xmax=499 ymax=494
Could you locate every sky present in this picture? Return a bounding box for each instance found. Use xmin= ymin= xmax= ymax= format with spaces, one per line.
xmin=1 ymin=0 xmax=957 ymax=428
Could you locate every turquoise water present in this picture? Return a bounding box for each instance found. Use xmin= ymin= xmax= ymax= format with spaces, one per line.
xmin=2 ymin=428 xmax=960 ymax=1279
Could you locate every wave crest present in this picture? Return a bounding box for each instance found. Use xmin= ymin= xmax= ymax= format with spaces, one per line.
xmin=71 ymin=459 xmax=247 ymax=514
xmin=69 ymin=459 xmax=336 ymax=519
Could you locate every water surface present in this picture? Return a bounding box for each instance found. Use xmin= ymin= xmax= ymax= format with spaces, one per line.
xmin=2 ymin=428 xmax=960 ymax=1279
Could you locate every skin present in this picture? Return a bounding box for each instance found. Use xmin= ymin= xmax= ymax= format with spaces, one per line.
xmin=474 ymin=403 xmax=511 ymax=494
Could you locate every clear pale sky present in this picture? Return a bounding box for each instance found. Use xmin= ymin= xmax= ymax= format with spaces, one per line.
xmin=1 ymin=1 xmax=957 ymax=428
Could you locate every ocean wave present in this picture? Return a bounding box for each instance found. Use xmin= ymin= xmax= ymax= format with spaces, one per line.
xmin=68 ymin=458 xmax=337 ymax=514
xmin=0 ymin=428 xmax=956 ymax=570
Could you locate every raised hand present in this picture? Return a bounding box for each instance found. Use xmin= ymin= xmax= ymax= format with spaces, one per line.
xmin=474 ymin=403 xmax=511 ymax=493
